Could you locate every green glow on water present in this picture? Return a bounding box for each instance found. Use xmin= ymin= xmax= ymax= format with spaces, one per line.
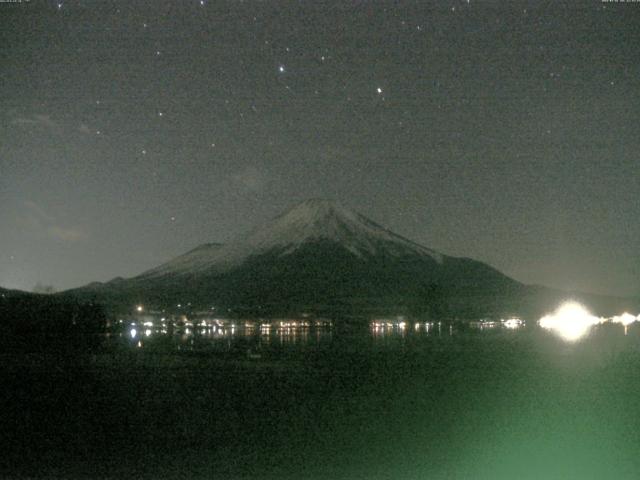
xmin=3 ymin=324 xmax=640 ymax=479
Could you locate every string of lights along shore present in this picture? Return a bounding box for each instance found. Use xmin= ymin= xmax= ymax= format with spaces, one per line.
xmin=1 ymin=1 xmax=639 ymax=298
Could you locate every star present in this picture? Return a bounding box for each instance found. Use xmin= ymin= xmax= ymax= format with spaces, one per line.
xmin=278 ymin=65 xmax=285 ymax=73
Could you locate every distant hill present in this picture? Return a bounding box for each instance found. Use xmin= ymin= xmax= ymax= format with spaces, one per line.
xmin=0 ymin=287 xmax=106 ymax=351
xmin=0 ymin=286 xmax=33 ymax=299
xmin=62 ymin=199 xmax=639 ymax=319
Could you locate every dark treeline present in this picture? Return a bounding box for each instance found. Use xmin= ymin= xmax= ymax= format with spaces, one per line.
xmin=0 ymin=292 xmax=106 ymax=353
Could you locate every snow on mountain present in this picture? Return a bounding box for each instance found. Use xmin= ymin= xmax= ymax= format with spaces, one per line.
xmin=139 ymin=199 xmax=443 ymax=279
xmin=139 ymin=243 xmax=224 ymax=278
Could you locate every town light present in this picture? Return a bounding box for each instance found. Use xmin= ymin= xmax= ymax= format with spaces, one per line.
xmin=539 ymin=302 xmax=600 ymax=342
xmin=611 ymin=312 xmax=637 ymax=327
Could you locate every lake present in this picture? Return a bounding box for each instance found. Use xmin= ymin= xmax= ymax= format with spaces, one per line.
xmin=2 ymin=319 xmax=640 ymax=479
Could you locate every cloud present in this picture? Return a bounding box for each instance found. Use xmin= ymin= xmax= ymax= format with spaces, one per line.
xmin=24 ymin=200 xmax=56 ymax=223
xmin=78 ymin=122 xmax=92 ymax=134
xmin=11 ymin=114 xmax=96 ymax=136
xmin=22 ymin=200 xmax=89 ymax=243
xmin=230 ymin=166 xmax=272 ymax=193
xmin=47 ymin=225 xmax=89 ymax=242
xmin=12 ymin=114 xmax=60 ymax=131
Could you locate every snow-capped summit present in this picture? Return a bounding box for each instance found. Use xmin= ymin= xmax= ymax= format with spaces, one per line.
xmin=230 ymin=198 xmax=442 ymax=259
xmin=139 ymin=199 xmax=442 ymax=279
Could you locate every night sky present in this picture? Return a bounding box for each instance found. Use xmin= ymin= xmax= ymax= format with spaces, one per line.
xmin=1 ymin=0 xmax=639 ymax=297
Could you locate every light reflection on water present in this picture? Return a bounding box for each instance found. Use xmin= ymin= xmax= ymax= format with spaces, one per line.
xmin=116 ymin=316 xmax=532 ymax=353
xmin=371 ymin=320 xmax=446 ymax=337
xmin=117 ymin=320 xmax=335 ymax=352
xmin=113 ymin=311 xmax=640 ymax=355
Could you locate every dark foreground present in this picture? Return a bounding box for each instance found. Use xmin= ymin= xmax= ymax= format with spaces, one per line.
xmin=2 ymin=326 xmax=640 ymax=479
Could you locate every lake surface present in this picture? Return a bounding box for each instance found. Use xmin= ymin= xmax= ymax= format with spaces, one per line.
xmin=3 ymin=320 xmax=640 ymax=479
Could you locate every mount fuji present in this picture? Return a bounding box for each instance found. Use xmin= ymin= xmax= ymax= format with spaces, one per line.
xmin=66 ymin=199 xmax=529 ymax=316
xmin=141 ymin=199 xmax=447 ymax=279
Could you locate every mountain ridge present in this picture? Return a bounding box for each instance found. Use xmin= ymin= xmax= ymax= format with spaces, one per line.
xmin=62 ymin=199 xmax=533 ymax=316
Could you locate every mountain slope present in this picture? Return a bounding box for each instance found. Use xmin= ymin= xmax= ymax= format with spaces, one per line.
xmin=140 ymin=242 xmax=224 ymax=279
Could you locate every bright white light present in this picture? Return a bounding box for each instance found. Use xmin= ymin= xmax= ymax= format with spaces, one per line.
xmin=611 ymin=312 xmax=637 ymax=327
xmin=145 ymin=329 xmax=152 ymax=337
xmin=376 ymin=87 xmax=383 ymax=94
xmin=503 ymin=318 xmax=523 ymax=329
xmin=130 ymin=328 xmax=137 ymax=339
xmin=539 ymin=302 xmax=600 ymax=342
xmin=136 ymin=305 xmax=143 ymax=312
